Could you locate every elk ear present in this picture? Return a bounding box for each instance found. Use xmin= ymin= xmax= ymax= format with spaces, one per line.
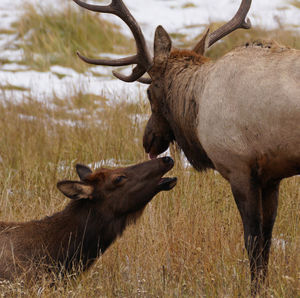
xmin=153 ymin=25 xmax=172 ymax=66
xmin=57 ymin=181 xmax=93 ymax=200
xmin=76 ymin=164 xmax=92 ymax=180
xmin=193 ymin=28 xmax=210 ymax=55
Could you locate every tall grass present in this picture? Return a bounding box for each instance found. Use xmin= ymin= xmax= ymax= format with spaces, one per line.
xmin=0 ymin=89 xmax=299 ymax=296
xmin=13 ymin=4 xmax=134 ymax=72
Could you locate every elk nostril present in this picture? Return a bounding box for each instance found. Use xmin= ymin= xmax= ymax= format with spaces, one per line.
xmin=162 ymin=156 xmax=173 ymax=165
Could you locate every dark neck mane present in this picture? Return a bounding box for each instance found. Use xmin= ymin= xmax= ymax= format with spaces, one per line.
xmin=163 ymin=55 xmax=214 ymax=171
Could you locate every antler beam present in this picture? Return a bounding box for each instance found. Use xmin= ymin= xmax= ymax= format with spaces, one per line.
xmin=73 ymin=0 xmax=152 ymax=82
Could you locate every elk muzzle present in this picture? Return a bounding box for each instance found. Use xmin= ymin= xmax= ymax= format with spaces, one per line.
xmin=143 ymin=115 xmax=174 ymax=159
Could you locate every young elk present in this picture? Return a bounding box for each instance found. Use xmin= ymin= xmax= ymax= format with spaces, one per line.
xmin=73 ymin=0 xmax=300 ymax=293
xmin=0 ymin=158 xmax=176 ymax=282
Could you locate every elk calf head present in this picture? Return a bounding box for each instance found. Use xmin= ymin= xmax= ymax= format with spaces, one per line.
xmin=58 ymin=157 xmax=177 ymax=218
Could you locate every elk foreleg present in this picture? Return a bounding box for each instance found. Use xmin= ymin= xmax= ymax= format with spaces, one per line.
xmin=230 ymin=173 xmax=263 ymax=294
xmin=261 ymin=181 xmax=280 ymax=281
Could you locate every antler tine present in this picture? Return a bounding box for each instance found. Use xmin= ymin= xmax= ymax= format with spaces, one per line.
xmin=193 ymin=0 xmax=252 ymax=53
xmin=77 ymin=52 xmax=138 ymax=67
xmin=73 ymin=0 xmax=152 ymax=82
xmin=208 ymin=0 xmax=252 ymax=47
xmin=112 ymin=66 xmax=147 ymax=83
xmin=137 ymin=77 xmax=152 ymax=85
xmin=73 ymin=0 xmax=114 ymax=13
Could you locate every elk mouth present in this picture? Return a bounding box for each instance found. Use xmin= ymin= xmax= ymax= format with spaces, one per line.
xmin=157 ymin=177 xmax=177 ymax=191
xmin=144 ymin=134 xmax=171 ymax=160
xmin=149 ymin=152 xmax=158 ymax=160
xmin=154 ymin=156 xmax=177 ymax=191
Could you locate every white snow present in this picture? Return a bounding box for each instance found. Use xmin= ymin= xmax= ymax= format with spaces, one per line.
xmin=105 ymin=0 xmax=300 ymax=40
xmin=0 ymin=0 xmax=299 ymax=103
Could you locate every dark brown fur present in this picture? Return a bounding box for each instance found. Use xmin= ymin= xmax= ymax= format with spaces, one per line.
xmin=164 ymin=52 xmax=213 ymax=170
xmin=0 ymin=158 xmax=176 ymax=282
xmin=145 ymin=47 xmax=214 ymax=170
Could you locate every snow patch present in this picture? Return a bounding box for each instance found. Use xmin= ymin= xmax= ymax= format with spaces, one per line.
xmin=0 ymin=0 xmax=299 ymax=103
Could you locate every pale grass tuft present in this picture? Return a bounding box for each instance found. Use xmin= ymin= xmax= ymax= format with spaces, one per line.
xmin=12 ymin=3 xmax=134 ymax=72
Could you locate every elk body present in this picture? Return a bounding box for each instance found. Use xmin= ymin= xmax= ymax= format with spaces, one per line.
xmin=0 ymin=158 xmax=176 ymax=281
xmin=73 ymin=0 xmax=300 ymax=293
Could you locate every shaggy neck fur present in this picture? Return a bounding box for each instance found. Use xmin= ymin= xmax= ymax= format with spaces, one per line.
xmin=41 ymin=201 xmax=123 ymax=272
xmin=162 ymin=50 xmax=214 ymax=171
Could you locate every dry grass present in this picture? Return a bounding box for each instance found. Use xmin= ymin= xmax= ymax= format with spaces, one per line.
xmin=182 ymin=23 xmax=300 ymax=60
xmin=0 ymin=89 xmax=299 ymax=297
xmin=290 ymin=0 xmax=300 ymax=9
xmin=168 ymin=20 xmax=300 ymax=52
xmin=182 ymin=3 xmax=197 ymax=9
xmin=207 ymin=25 xmax=300 ymax=59
xmin=12 ymin=3 xmax=134 ymax=72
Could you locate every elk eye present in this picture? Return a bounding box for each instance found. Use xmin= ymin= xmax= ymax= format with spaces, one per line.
xmin=113 ymin=175 xmax=126 ymax=185
xmin=147 ymin=89 xmax=152 ymax=102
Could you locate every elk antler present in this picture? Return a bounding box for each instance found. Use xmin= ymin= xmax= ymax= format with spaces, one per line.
xmin=193 ymin=0 xmax=252 ymax=54
xmin=73 ymin=0 xmax=152 ymax=83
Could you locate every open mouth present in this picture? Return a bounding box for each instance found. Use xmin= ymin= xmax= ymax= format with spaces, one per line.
xmin=157 ymin=177 xmax=177 ymax=191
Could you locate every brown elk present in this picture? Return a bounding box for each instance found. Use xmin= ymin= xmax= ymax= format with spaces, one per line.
xmin=73 ymin=0 xmax=300 ymax=293
xmin=0 ymin=158 xmax=177 ymax=281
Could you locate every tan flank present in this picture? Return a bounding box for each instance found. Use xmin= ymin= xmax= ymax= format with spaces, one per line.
xmin=73 ymin=0 xmax=299 ymax=294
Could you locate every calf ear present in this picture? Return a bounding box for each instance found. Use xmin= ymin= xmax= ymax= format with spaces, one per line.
xmin=76 ymin=164 xmax=92 ymax=180
xmin=57 ymin=181 xmax=93 ymax=200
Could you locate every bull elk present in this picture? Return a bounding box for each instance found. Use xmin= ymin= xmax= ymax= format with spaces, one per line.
xmin=73 ymin=0 xmax=300 ymax=293
xmin=0 ymin=158 xmax=177 ymax=281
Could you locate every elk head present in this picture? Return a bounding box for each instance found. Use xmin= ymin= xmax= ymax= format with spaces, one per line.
xmin=57 ymin=157 xmax=177 ymax=217
xmin=73 ymin=0 xmax=252 ymax=158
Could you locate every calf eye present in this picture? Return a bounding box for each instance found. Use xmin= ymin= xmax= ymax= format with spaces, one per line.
xmin=113 ymin=175 xmax=126 ymax=185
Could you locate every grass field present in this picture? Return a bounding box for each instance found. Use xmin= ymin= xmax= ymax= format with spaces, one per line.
xmin=12 ymin=3 xmax=134 ymax=72
xmin=0 ymin=91 xmax=299 ymax=297
xmin=0 ymin=2 xmax=299 ymax=297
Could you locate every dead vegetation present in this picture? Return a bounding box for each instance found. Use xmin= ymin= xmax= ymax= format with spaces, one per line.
xmin=0 ymin=90 xmax=299 ymax=296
